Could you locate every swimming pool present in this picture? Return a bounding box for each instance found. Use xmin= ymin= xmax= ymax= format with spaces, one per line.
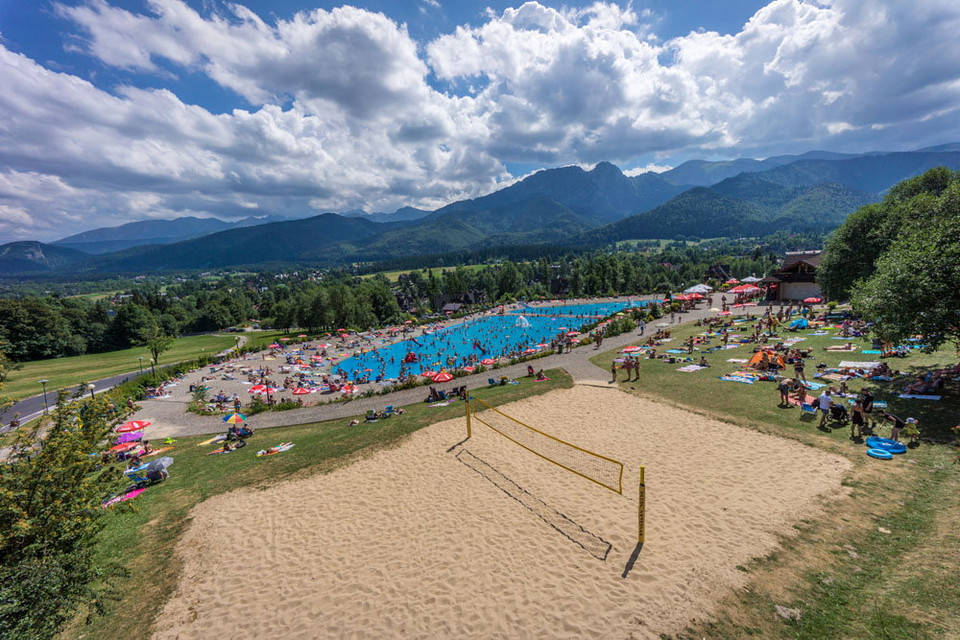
xmin=337 ymin=300 xmax=647 ymax=381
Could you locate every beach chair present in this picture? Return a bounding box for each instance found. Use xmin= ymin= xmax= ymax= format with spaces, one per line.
xmin=384 ymin=405 xmax=395 ymax=416
xmin=488 ymin=378 xmax=497 ymax=386
xmin=799 ymin=402 xmax=816 ymax=422
xmin=123 ymin=464 xmax=151 ymax=488
xmin=364 ymin=410 xmax=377 ymax=422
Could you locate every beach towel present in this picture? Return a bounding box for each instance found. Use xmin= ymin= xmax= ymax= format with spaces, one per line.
xmin=726 ymin=358 xmax=748 ymax=363
xmin=802 ymin=381 xmax=826 ymax=390
xmin=665 ymin=349 xmax=686 ymax=354
xmin=429 ymin=401 xmax=453 ymax=407
xmin=862 ymin=350 xmax=882 ymax=354
xmin=198 ymin=434 xmax=227 ymax=446
xmin=839 ymin=361 xmax=881 ymax=369
xmin=898 ymin=394 xmax=941 ymax=400
xmin=257 ymin=443 xmax=295 ymax=457
xmin=719 ymin=375 xmax=754 ymax=384
xmin=533 ymin=377 xmax=551 ymax=382
xmin=103 ymin=488 xmax=145 ymax=508
xmin=677 ymin=365 xmax=705 ymax=372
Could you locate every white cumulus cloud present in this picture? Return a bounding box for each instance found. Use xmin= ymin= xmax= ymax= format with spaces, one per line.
xmin=0 ymin=0 xmax=955 ymax=243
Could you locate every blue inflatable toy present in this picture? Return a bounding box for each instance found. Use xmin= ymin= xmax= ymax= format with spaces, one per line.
xmin=865 ymin=436 xmax=906 ymax=454
xmin=867 ymin=448 xmax=893 ymax=460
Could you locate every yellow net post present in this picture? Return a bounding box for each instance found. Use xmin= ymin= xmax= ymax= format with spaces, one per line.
xmin=638 ymin=465 xmax=646 ymax=544
xmin=465 ymin=398 xmax=472 ymax=439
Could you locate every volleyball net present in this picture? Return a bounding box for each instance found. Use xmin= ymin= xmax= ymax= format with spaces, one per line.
xmin=465 ymin=397 xmax=625 ymax=495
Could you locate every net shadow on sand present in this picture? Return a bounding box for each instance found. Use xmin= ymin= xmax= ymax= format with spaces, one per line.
xmin=456 ymin=449 xmax=612 ymax=561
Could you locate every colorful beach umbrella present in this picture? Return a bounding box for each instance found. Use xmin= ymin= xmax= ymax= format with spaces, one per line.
xmin=480 ymin=358 xmax=495 ymax=365
xmin=433 ymin=372 xmax=454 ymax=383
xmin=803 ymin=297 xmax=822 ymax=304
xmin=222 ymin=413 xmax=247 ymax=423
xmin=109 ymin=442 xmax=138 ymax=453
xmin=421 ymin=371 xmax=438 ymax=378
xmin=292 ymin=388 xmax=311 ymax=395
xmin=116 ymin=420 xmax=150 ymax=433
xmin=114 ymin=432 xmax=143 ymax=444
xmin=622 ymin=346 xmax=642 ymax=353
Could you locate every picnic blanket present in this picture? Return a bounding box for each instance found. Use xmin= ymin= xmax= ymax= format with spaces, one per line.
xmin=898 ymin=394 xmax=941 ymax=400
xmin=677 ymin=365 xmax=706 ymax=372
xmin=719 ymin=375 xmax=755 ymax=384
xmin=839 ymin=361 xmax=882 ymax=369
xmin=726 ymin=358 xmax=748 ymax=363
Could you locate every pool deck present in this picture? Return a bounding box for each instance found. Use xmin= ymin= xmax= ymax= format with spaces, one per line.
xmin=136 ymin=298 xmax=729 ymax=439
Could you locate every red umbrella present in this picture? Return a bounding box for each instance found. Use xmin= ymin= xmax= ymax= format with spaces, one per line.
xmin=109 ymin=442 xmax=138 ymax=453
xmin=292 ymin=388 xmax=311 ymax=395
xmin=729 ymin=284 xmax=760 ymax=294
xmin=566 ymin=331 xmax=580 ymax=336
xmin=463 ymin=366 xmax=476 ymax=372
xmin=249 ymin=384 xmax=266 ymax=393
xmin=522 ymin=348 xmax=537 ymax=354
xmin=725 ymin=278 xmax=740 ymax=285
xmin=268 ymin=343 xmax=281 ymax=349
xmin=480 ymin=358 xmax=495 ymax=365
xmin=116 ymin=420 xmax=150 ymax=433
xmin=297 ymin=334 xmax=307 ymax=338
xmin=421 ymin=371 xmax=438 ymax=378
xmin=803 ymin=297 xmax=822 ymax=304
xmin=433 ymin=372 xmax=454 ymax=383
xmin=673 ymin=293 xmax=690 ymax=301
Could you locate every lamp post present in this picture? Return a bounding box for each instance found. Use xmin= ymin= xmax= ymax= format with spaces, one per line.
xmin=138 ymin=356 xmax=144 ymax=374
xmin=38 ymin=379 xmax=49 ymax=414
xmin=87 ymin=383 xmax=95 ymax=400
xmin=150 ymin=358 xmax=156 ymax=376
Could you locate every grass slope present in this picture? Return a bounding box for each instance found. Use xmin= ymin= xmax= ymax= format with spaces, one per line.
xmin=590 ymin=315 xmax=960 ymax=638
xmin=3 ymin=335 xmax=236 ymax=401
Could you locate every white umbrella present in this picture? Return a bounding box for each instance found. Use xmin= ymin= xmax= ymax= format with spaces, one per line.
xmin=656 ymin=322 xmax=670 ymax=327
xmin=683 ymin=284 xmax=713 ymax=294
xmin=741 ymin=276 xmax=762 ymax=283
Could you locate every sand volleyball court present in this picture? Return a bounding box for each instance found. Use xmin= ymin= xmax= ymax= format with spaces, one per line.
xmin=153 ymin=386 xmax=850 ymax=639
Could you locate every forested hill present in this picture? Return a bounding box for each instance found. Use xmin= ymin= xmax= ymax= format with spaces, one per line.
xmin=3 ymin=147 xmax=959 ymax=274
xmin=0 ymin=241 xmax=89 ymax=273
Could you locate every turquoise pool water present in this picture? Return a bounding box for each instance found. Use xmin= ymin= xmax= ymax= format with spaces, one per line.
xmin=338 ymin=300 xmax=646 ymax=380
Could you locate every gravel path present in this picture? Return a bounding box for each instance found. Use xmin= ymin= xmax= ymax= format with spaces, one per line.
xmin=137 ymin=299 xmax=730 ymax=439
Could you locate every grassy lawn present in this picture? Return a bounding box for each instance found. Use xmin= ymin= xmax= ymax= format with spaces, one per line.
xmin=64 ymin=370 xmax=573 ymax=639
xmin=4 ymin=335 xmax=236 ymax=401
xmin=591 ymin=314 xmax=960 ymax=638
xmin=361 ymin=263 xmax=490 ymax=282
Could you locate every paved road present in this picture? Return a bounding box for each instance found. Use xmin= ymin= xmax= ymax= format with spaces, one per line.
xmin=0 ymin=335 xmax=246 ymax=432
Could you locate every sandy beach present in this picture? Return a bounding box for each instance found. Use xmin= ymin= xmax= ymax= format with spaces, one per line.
xmin=153 ymin=385 xmax=850 ymax=639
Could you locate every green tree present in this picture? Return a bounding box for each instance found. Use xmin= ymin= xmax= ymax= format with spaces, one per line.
xmin=146 ymin=330 xmax=175 ymax=366
xmin=851 ymin=178 xmax=960 ymax=351
xmin=818 ymin=167 xmax=959 ymax=300
xmin=0 ymin=392 xmax=128 ymax=638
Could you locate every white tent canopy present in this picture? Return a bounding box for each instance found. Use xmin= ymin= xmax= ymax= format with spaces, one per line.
xmin=684 ymin=284 xmax=714 ymax=294
xmin=741 ymin=276 xmax=762 ymax=283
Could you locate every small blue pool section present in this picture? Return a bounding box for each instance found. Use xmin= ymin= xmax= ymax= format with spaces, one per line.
xmin=338 ymin=300 xmax=647 ymax=380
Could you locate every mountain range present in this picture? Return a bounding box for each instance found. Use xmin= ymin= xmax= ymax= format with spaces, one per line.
xmin=4 ymin=144 xmax=960 ymax=274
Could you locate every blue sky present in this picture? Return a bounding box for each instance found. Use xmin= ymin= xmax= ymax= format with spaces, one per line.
xmin=0 ymin=0 xmax=958 ymax=243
